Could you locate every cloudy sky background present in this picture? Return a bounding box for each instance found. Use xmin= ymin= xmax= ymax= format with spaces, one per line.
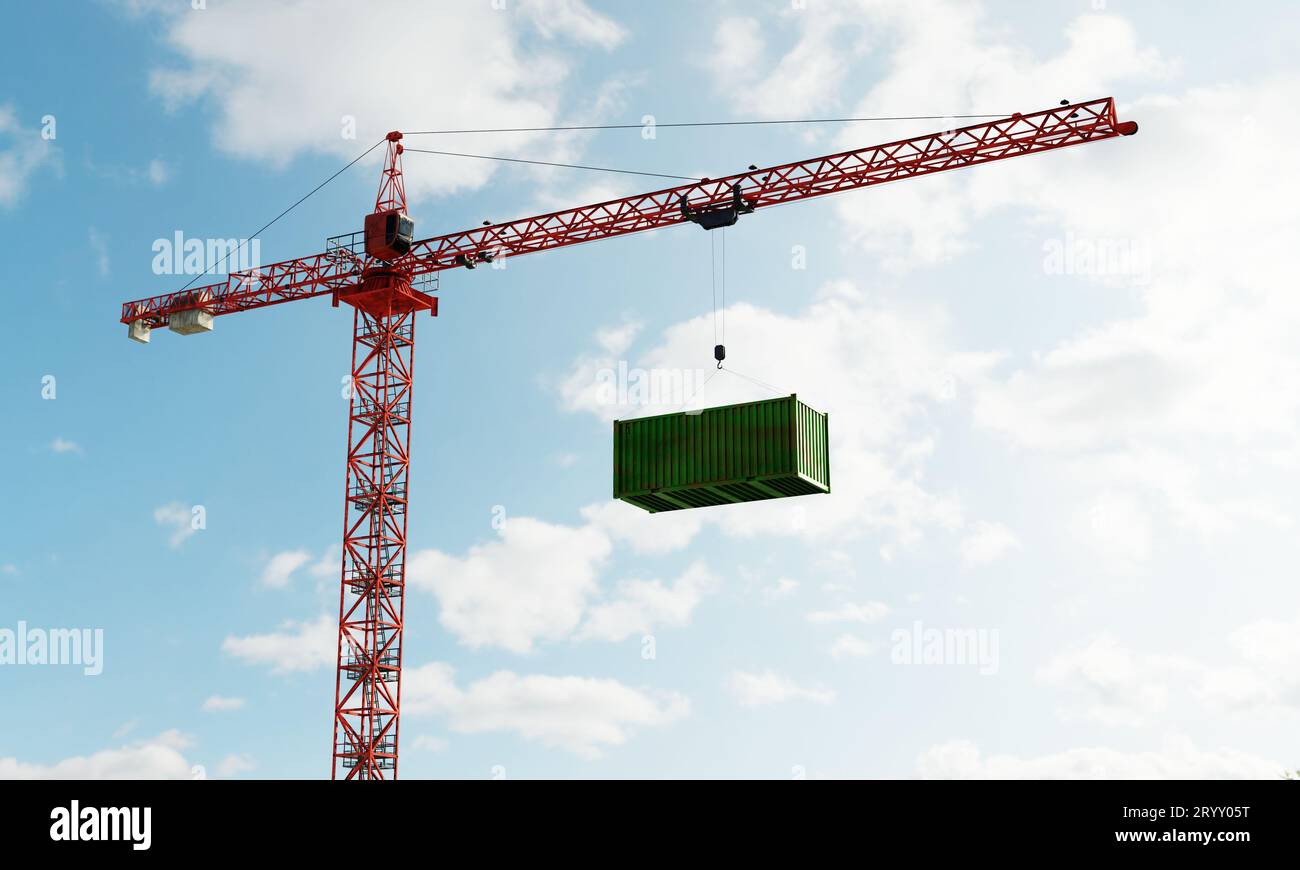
xmin=2 ymin=0 xmax=1298 ymax=778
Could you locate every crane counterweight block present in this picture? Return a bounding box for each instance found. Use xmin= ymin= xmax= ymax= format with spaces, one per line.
xmin=166 ymin=289 xmax=215 ymax=336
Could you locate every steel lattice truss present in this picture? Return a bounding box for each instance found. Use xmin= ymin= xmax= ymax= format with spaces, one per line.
xmin=121 ymin=98 xmax=1135 ymax=331
xmin=333 ymin=308 xmax=415 ymax=780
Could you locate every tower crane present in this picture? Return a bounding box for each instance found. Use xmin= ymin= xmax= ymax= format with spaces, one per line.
xmin=120 ymin=97 xmax=1138 ymax=780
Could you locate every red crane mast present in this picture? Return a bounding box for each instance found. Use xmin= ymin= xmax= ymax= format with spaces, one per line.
xmin=120 ymin=97 xmax=1137 ymax=780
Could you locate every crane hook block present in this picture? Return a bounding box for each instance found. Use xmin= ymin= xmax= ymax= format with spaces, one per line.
xmin=681 ymin=183 xmax=754 ymax=230
xmin=714 ymin=344 xmax=726 ymax=368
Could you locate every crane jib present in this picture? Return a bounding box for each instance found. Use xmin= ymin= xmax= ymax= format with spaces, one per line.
xmin=120 ymin=97 xmax=1135 ymax=333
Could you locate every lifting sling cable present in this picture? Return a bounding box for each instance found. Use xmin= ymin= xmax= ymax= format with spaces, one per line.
xmin=723 ymin=366 xmax=785 ymax=397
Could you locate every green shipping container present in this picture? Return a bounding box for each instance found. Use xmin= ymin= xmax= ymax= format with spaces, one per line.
xmin=613 ymin=394 xmax=830 ymax=513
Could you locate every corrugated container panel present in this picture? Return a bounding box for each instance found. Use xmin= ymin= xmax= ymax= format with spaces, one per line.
xmin=613 ymin=394 xmax=830 ymax=513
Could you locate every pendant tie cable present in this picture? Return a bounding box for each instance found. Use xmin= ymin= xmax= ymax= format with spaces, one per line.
xmin=403 ymin=147 xmax=699 ymax=181
xmin=404 ymin=109 xmax=1013 ymax=190
xmin=174 ymin=137 xmax=387 ymax=295
xmin=172 ymin=110 xmax=1008 ymax=294
xmin=404 ymin=112 xmax=1013 ymax=136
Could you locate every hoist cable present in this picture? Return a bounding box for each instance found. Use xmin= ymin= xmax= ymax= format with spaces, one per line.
xmin=710 ymin=231 xmax=718 ymax=346
xmin=720 ymin=227 xmax=727 ymax=344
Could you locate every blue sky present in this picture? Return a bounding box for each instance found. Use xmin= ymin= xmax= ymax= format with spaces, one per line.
xmin=3 ymin=0 xmax=1300 ymax=779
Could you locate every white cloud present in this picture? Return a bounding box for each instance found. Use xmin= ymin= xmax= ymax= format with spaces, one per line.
xmin=1037 ymin=636 xmax=1197 ymax=727
xmin=764 ymin=577 xmax=800 ymax=601
xmin=84 ymin=152 xmax=171 ymax=187
xmin=409 ymin=517 xmax=611 ymax=654
xmin=201 ymin=695 xmax=246 ymax=713
xmin=216 ymin=754 xmax=256 ymax=778
xmin=222 ymin=614 xmax=335 ymax=674
xmin=708 ymin=17 xmax=764 ymax=86
xmin=577 ymin=561 xmax=718 ymax=642
xmin=708 ymin=8 xmax=866 ymax=119
xmin=146 ymin=158 xmax=169 ymax=185
xmin=307 ymin=546 xmax=339 ymax=579
xmin=1229 ymin=615 xmax=1300 ymax=671
xmin=410 ymin=497 xmax=722 ymax=653
xmin=140 ymin=0 xmax=625 ymax=201
xmin=829 ymin=634 xmax=875 ymax=660
xmin=1041 ymin=622 xmax=1300 ymax=723
xmin=88 ymin=227 xmax=110 ymax=278
xmin=579 ymin=500 xmax=703 ymax=556
xmin=411 ymin=735 xmax=448 ymax=753
xmin=401 ymin=663 xmax=461 ymax=714
xmin=1072 ymin=492 xmax=1153 ymax=576
xmin=1197 ymin=614 xmax=1300 ymax=713
xmin=0 ymin=731 xmax=195 ymax=780
xmin=259 ymin=549 xmax=312 ymax=589
xmin=595 ymin=321 xmax=641 ymax=356
xmin=403 ymin=663 xmax=687 ymax=759
xmin=715 ymin=2 xmax=1165 ymax=135
xmin=918 ymin=736 xmax=1281 ymax=780
xmin=49 ymin=437 xmax=82 ymax=455
xmin=959 ymin=521 xmax=1020 ymax=566
xmin=727 ymin=670 xmax=836 ymax=707
xmin=153 ymin=502 xmax=197 ymax=549
xmin=807 ymin=601 xmax=890 ymax=626
xmin=518 ymin=0 xmax=626 ymax=49
xmin=1196 ymin=666 xmax=1278 ymax=713
xmin=0 ymin=105 xmax=56 ymax=207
